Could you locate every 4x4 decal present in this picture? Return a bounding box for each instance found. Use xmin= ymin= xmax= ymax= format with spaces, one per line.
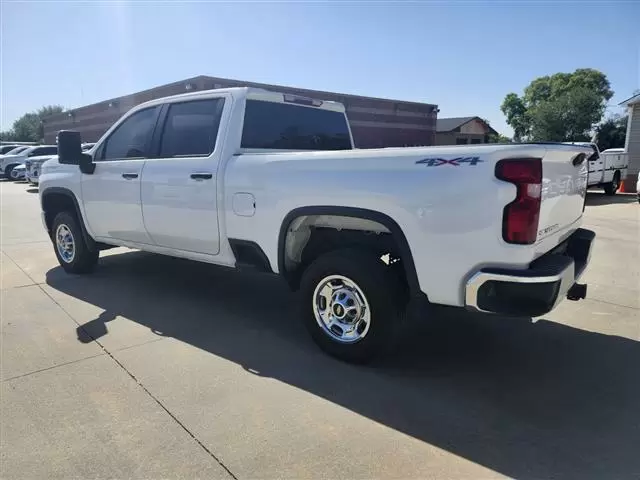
xmin=416 ymin=156 xmax=483 ymax=166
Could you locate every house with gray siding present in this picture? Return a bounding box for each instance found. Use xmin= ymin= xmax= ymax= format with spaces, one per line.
xmin=619 ymin=93 xmax=640 ymax=192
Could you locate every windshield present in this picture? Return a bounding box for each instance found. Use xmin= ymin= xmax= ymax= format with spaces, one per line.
xmin=0 ymin=145 xmax=18 ymax=154
xmin=4 ymin=146 xmax=28 ymax=155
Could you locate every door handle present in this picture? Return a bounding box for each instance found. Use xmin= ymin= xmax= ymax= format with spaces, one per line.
xmin=122 ymin=173 xmax=138 ymax=179
xmin=190 ymin=172 xmax=213 ymax=180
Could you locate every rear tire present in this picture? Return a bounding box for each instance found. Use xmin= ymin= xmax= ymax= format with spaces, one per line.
xmin=51 ymin=211 xmax=99 ymax=274
xmin=299 ymin=249 xmax=408 ymax=363
xmin=604 ymin=172 xmax=620 ymax=196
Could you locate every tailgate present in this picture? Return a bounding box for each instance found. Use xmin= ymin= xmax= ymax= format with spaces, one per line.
xmin=537 ymin=145 xmax=590 ymax=241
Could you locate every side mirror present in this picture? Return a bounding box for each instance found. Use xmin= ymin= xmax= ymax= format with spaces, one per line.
xmin=57 ymin=130 xmax=83 ymax=165
xmin=57 ymin=130 xmax=95 ymax=174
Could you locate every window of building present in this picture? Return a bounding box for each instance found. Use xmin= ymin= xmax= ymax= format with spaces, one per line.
xmin=102 ymin=106 xmax=159 ymax=160
xmin=241 ymin=100 xmax=351 ymax=151
xmin=159 ymin=99 xmax=225 ymax=157
xmin=456 ymin=138 xmax=468 ymax=145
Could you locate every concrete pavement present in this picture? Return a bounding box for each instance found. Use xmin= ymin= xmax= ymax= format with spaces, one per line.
xmin=1 ymin=179 xmax=639 ymax=479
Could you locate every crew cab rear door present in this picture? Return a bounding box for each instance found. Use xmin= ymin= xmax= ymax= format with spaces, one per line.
xmin=140 ymin=96 xmax=227 ymax=255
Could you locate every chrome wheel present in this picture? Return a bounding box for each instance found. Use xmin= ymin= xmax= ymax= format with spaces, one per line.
xmin=313 ymin=275 xmax=371 ymax=343
xmin=55 ymin=224 xmax=76 ymax=264
xmin=9 ymin=169 xmax=19 ymax=180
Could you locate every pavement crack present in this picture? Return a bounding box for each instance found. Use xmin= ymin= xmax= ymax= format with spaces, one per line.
xmin=99 ymin=350 xmax=239 ymax=480
xmin=2 ymin=353 xmax=107 ymax=382
xmin=34 ymin=279 xmax=238 ymax=480
xmin=586 ymin=297 xmax=639 ymax=311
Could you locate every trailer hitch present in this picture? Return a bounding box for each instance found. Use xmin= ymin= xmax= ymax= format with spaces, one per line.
xmin=567 ymin=283 xmax=587 ymax=301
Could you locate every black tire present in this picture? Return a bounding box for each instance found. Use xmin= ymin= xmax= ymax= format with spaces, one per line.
xmin=4 ymin=163 xmax=18 ymax=179
xmin=604 ymin=172 xmax=620 ymax=196
xmin=51 ymin=211 xmax=99 ymax=274
xmin=299 ymin=249 xmax=408 ymax=363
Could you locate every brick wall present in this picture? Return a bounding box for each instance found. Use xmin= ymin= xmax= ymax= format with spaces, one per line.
xmin=44 ymin=76 xmax=438 ymax=148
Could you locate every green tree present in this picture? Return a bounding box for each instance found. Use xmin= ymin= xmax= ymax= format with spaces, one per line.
xmin=5 ymin=105 xmax=64 ymax=143
xmin=487 ymin=133 xmax=512 ymax=143
xmin=594 ymin=115 xmax=627 ymax=151
xmin=480 ymin=118 xmax=511 ymax=143
xmin=501 ymin=69 xmax=613 ymax=142
xmin=0 ymin=130 xmax=18 ymax=141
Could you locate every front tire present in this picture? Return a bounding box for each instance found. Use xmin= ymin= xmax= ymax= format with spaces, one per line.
xmin=51 ymin=211 xmax=99 ymax=274
xmin=604 ymin=172 xmax=620 ymax=196
xmin=299 ymin=249 xmax=407 ymax=363
xmin=4 ymin=164 xmax=18 ymax=179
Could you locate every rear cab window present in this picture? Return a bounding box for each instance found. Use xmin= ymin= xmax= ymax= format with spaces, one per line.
xmin=241 ymin=99 xmax=352 ymax=151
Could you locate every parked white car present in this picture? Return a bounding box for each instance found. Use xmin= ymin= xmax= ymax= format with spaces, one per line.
xmin=636 ymin=174 xmax=640 ymax=204
xmin=39 ymin=87 xmax=595 ymax=362
xmin=9 ymin=164 xmax=26 ymax=180
xmin=1 ymin=145 xmax=57 ymax=180
xmin=26 ymin=154 xmax=58 ymax=184
xmin=27 ymin=144 xmax=93 ymax=184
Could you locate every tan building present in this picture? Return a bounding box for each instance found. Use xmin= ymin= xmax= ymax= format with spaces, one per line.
xmin=435 ymin=116 xmax=497 ymax=145
xmin=619 ymin=93 xmax=640 ymax=192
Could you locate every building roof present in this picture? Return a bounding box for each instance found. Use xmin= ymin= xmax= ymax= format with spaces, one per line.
xmin=436 ymin=116 xmax=498 ymax=135
xmin=619 ymin=92 xmax=640 ymax=106
xmin=45 ymin=74 xmax=439 ymax=124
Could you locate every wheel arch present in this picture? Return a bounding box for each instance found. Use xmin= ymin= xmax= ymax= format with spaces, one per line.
xmin=277 ymin=206 xmax=420 ymax=294
xmin=40 ymin=187 xmax=96 ymax=251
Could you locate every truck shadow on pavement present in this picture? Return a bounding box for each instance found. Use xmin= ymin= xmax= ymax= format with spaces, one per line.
xmin=46 ymin=251 xmax=639 ymax=480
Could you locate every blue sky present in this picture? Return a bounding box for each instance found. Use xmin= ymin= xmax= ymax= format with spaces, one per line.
xmin=2 ymin=1 xmax=638 ymax=136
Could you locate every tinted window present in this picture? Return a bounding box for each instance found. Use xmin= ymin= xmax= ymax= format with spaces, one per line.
xmin=159 ymin=99 xmax=224 ymax=157
xmin=102 ymin=107 xmax=159 ymax=160
xmin=6 ymin=146 xmax=27 ymax=155
xmin=0 ymin=145 xmax=18 ymax=154
xmin=29 ymin=146 xmax=57 ymax=156
xmin=241 ymin=100 xmax=351 ymax=151
xmin=588 ymin=145 xmax=599 ymax=162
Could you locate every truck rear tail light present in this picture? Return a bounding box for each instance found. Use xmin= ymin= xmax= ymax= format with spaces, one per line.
xmin=495 ymin=158 xmax=542 ymax=245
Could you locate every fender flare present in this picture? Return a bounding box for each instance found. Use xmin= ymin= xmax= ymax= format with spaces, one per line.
xmin=277 ymin=206 xmax=420 ymax=294
xmin=40 ymin=187 xmax=96 ymax=251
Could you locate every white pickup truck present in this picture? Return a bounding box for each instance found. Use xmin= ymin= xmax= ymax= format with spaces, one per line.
xmin=39 ymin=87 xmax=595 ymax=362
xmin=572 ymin=142 xmax=628 ymax=195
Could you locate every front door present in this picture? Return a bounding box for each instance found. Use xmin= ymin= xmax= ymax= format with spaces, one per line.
xmin=140 ymin=97 xmax=226 ymax=255
xmin=82 ymin=106 xmax=161 ymax=244
xmin=587 ymin=146 xmax=604 ymax=185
